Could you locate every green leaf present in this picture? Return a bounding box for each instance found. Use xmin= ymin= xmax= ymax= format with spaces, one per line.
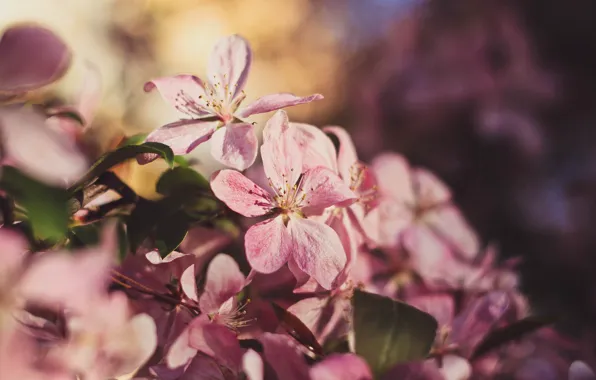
xmin=470 ymin=315 xmax=554 ymax=360
xmin=70 ymin=142 xmax=175 ymax=193
xmin=0 ymin=167 xmax=69 ymax=242
xmin=154 ymin=212 xmax=189 ymax=257
xmin=118 ymin=133 xmax=149 ymax=147
xmin=126 ymin=198 xmax=189 ymax=256
xmin=351 ymin=289 xmax=438 ymax=377
xmin=156 ymin=167 xmax=210 ymax=196
xmin=45 ymin=106 xmax=86 ymax=126
xmin=173 ymin=155 xmax=191 ymax=168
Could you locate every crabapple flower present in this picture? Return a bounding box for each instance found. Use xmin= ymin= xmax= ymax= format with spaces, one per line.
xmin=570 ymin=361 xmax=596 ymax=380
xmin=369 ymin=152 xmax=480 ymax=288
xmin=0 ymin=24 xmax=71 ymax=101
xmin=211 ymin=111 xmax=356 ymax=289
xmin=0 ymin=108 xmax=88 ymax=186
xmin=198 ymin=254 xmax=250 ymax=330
xmin=140 ymin=35 xmax=323 ymax=170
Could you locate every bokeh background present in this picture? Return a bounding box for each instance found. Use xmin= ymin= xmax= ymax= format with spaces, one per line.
xmin=4 ymin=0 xmax=596 ymax=361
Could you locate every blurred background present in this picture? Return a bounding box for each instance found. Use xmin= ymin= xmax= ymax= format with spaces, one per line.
xmin=4 ymin=0 xmax=596 ymax=359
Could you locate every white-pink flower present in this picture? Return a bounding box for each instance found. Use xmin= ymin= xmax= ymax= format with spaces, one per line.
xmin=140 ymin=35 xmax=323 ymax=171
xmin=210 ymin=111 xmax=356 ymax=289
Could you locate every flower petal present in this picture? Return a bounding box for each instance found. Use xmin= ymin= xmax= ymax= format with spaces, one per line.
xmin=0 ymin=229 xmax=28 ymax=279
xmin=138 ymin=120 xmax=219 ymax=164
xmin=144 ymin=75 xmax=212 ymax=118
xmin=189 ymin=318 xmax=244 ymax=372
xmin=210 ymin=123 xmax=258 ymax=170
xmin=207 ymin=35 xmax=252 ymax=101
xmin=199 ymin=254 xmax=246 ymax=315
xmin=407 ymin=294 xmax=455 ymax=328
xmin=210 ymin=169 xmax=273 ymax=217
xmin=180 ymin=264 xmax=198 ymax=302
xmin=449 ymin=291 xmax=511 ymax=356
xmin=423 ymin=205 xmax=480 ymax=261
xmin=0 ymin=109 xmax=88 ymax=186
xmin=569 ymin=361 xmax=596 ymax=380
xmin=372 ymin=153 xmax=415 ymax=204
xmin=323 ymin=126 xmax=358 ymax=182
xmin=300 ymin=166 xmax=357 ymax=216
xmin=0 ymin=25 xmax=71 ymax=95
xmin=245 ymin=216 xmax=292 ymax=274
xmin=292 ymin=123 xmax=338 ymax=172
xmin=259 ymin=333 xmax=310 ymax=380
xmin=236 ymin=93 xmax=323 ymax=118
xmin=261 ymin=111 xmax=303 ymax=190
xmin=166 ymin=316 xmax=205 ymax=368
xmin=412 ymin=168 xmax=451 ymax=205
xmin=289 ymin=217 xmax=347 ymax=290
xmin=310 ymin=354 xmax=373 ymax=380
xmin=242 ymin=350 xmax=264 ymax=380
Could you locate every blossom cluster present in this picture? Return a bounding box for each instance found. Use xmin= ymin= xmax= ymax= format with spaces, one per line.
xmin=0 ymin=25 xmax=593 ymax=380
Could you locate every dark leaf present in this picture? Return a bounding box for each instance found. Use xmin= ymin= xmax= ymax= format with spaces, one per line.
xmin=154 ymin=211 xmax=189 ymax=257
xmin=352 ymin=289 xmax=438 ymax=377
xmin=118 ymin=133 xmax=148 ymax=147
xmin=0 ymin=166 xmax=69 ymax=242
xmin=470 ymin=315 xmax=555 ymax=360
xmin=156 ymin=166 xmax=210 ymax=196
xmin=69 ymin=142 xmax=174 ymax=193
xmin=271 ymin=302 xmax=324 ymax=357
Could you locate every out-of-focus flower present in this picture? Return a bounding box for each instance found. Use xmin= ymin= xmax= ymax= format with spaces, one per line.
xmin=0 ymin=24 xmax=71 ymax=102
xmin=0 ymin=108 xmax=88 ymax=186
xmin=140 ymin=35 xmax=322 ymax=170
xmin=369 ymin=152 xmax=480 ymax=289
xmin=210 ymin=110 xmax=356 ymax=289
xmin=569 ymin=361 xmax=595 ymax=380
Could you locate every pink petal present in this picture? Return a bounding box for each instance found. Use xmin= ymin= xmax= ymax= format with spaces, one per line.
xmin=188 ymin=318 xmax=244 ymax=372
xmin=323 ymin=126 xmax=358 ymax=182
xmin=408 ymin=294 xmax=455 ymax=328
xmin=423 ymin=205 xmax=480 ymax=261
xmin=0 ymin=109 xmax=87 ymax=186
xmin=293 ymin=123 xmax=338 ymax=172
xmin=117 ymin=313 xmax=158 ymax=376
xmin=144 ymin=75 xmax=212 ymax=118
xmin=138 ymin=120 xmax=218 ymax=164
xmin=242 ymin=350 xmax=264 ymax=380
xmin=245 ymin=216 xmax=292 ymax=274
xmin=0 ymin=25 xmax=71 ymax=95
xmin=210 ymin=123 xmax=258 ymax=170
xmin=403 ymin=225 xmax=467 ymax=288
xmin=0 ymin=229 xmax=28 ymax=279
xmin=261 ymin=110 xmax=302 ymax=190
xmin=166 ymin=316 xmax=204 ymax=368
xmin=18 ymin=246 xmax=112 ymax=314
xmin=412 ymin=168 xmax=452 ymax=205
xmin=449 ymin=291 xmax=511 ymax=356
xmin=569 ymin=361 xmax=596 ymax=380
xmin=371 ymin=153 xmax=415 ymax=204
xmin=207 ymin=35 xmax=252 ymax=101
xmin=236 ymin=93 xmax=323 ymax=119
xmin=259 ymin=333 xmax=310 ymax=380
xmin=180 ymin=264 xmax=198 ymax=302
xmin=180 ymin=356 xmax=227 ymax=380
xmin=310 ymin=354 xmax=373 ymax=380
xmin=300 ymin=166 xmax=357 ymax=216
xmin=74 ymin=62 xmax=102 ymax=125
xmin=289 ymin=217 xmax=347 ymax=290
xmin=199 ymin=254 xmax=246 ymax=315
xmin=210 ymin=169 xmax=273 ymax=217
xmin=439 ymin=355 xmax=472 ymax=380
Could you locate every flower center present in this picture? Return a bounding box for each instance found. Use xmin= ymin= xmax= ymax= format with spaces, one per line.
xmin=268 ymin=172 xmax=309 ymax=216
xmin=210 ymin=299 xmax=253 ymax=331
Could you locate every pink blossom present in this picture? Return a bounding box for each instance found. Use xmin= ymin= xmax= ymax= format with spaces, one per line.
xmin=569 ymin=361 xmax=595 ymax=380
xmin=211 ymin=110 xmax=356 ymax=289
xmin=140 ymin=35 xmax=323 ymax=170
xmin=166 ymin=314 xmax=244 ymax=376
xmin=369 ymin=152 xmax=480 ymax=288
xmin=198 ymin=254 xmax=249 ymax=330
xmin=0 ymin=24 xmax=71 ymax=100
xmin=0 ymin=108 xmax=88 ymax=186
